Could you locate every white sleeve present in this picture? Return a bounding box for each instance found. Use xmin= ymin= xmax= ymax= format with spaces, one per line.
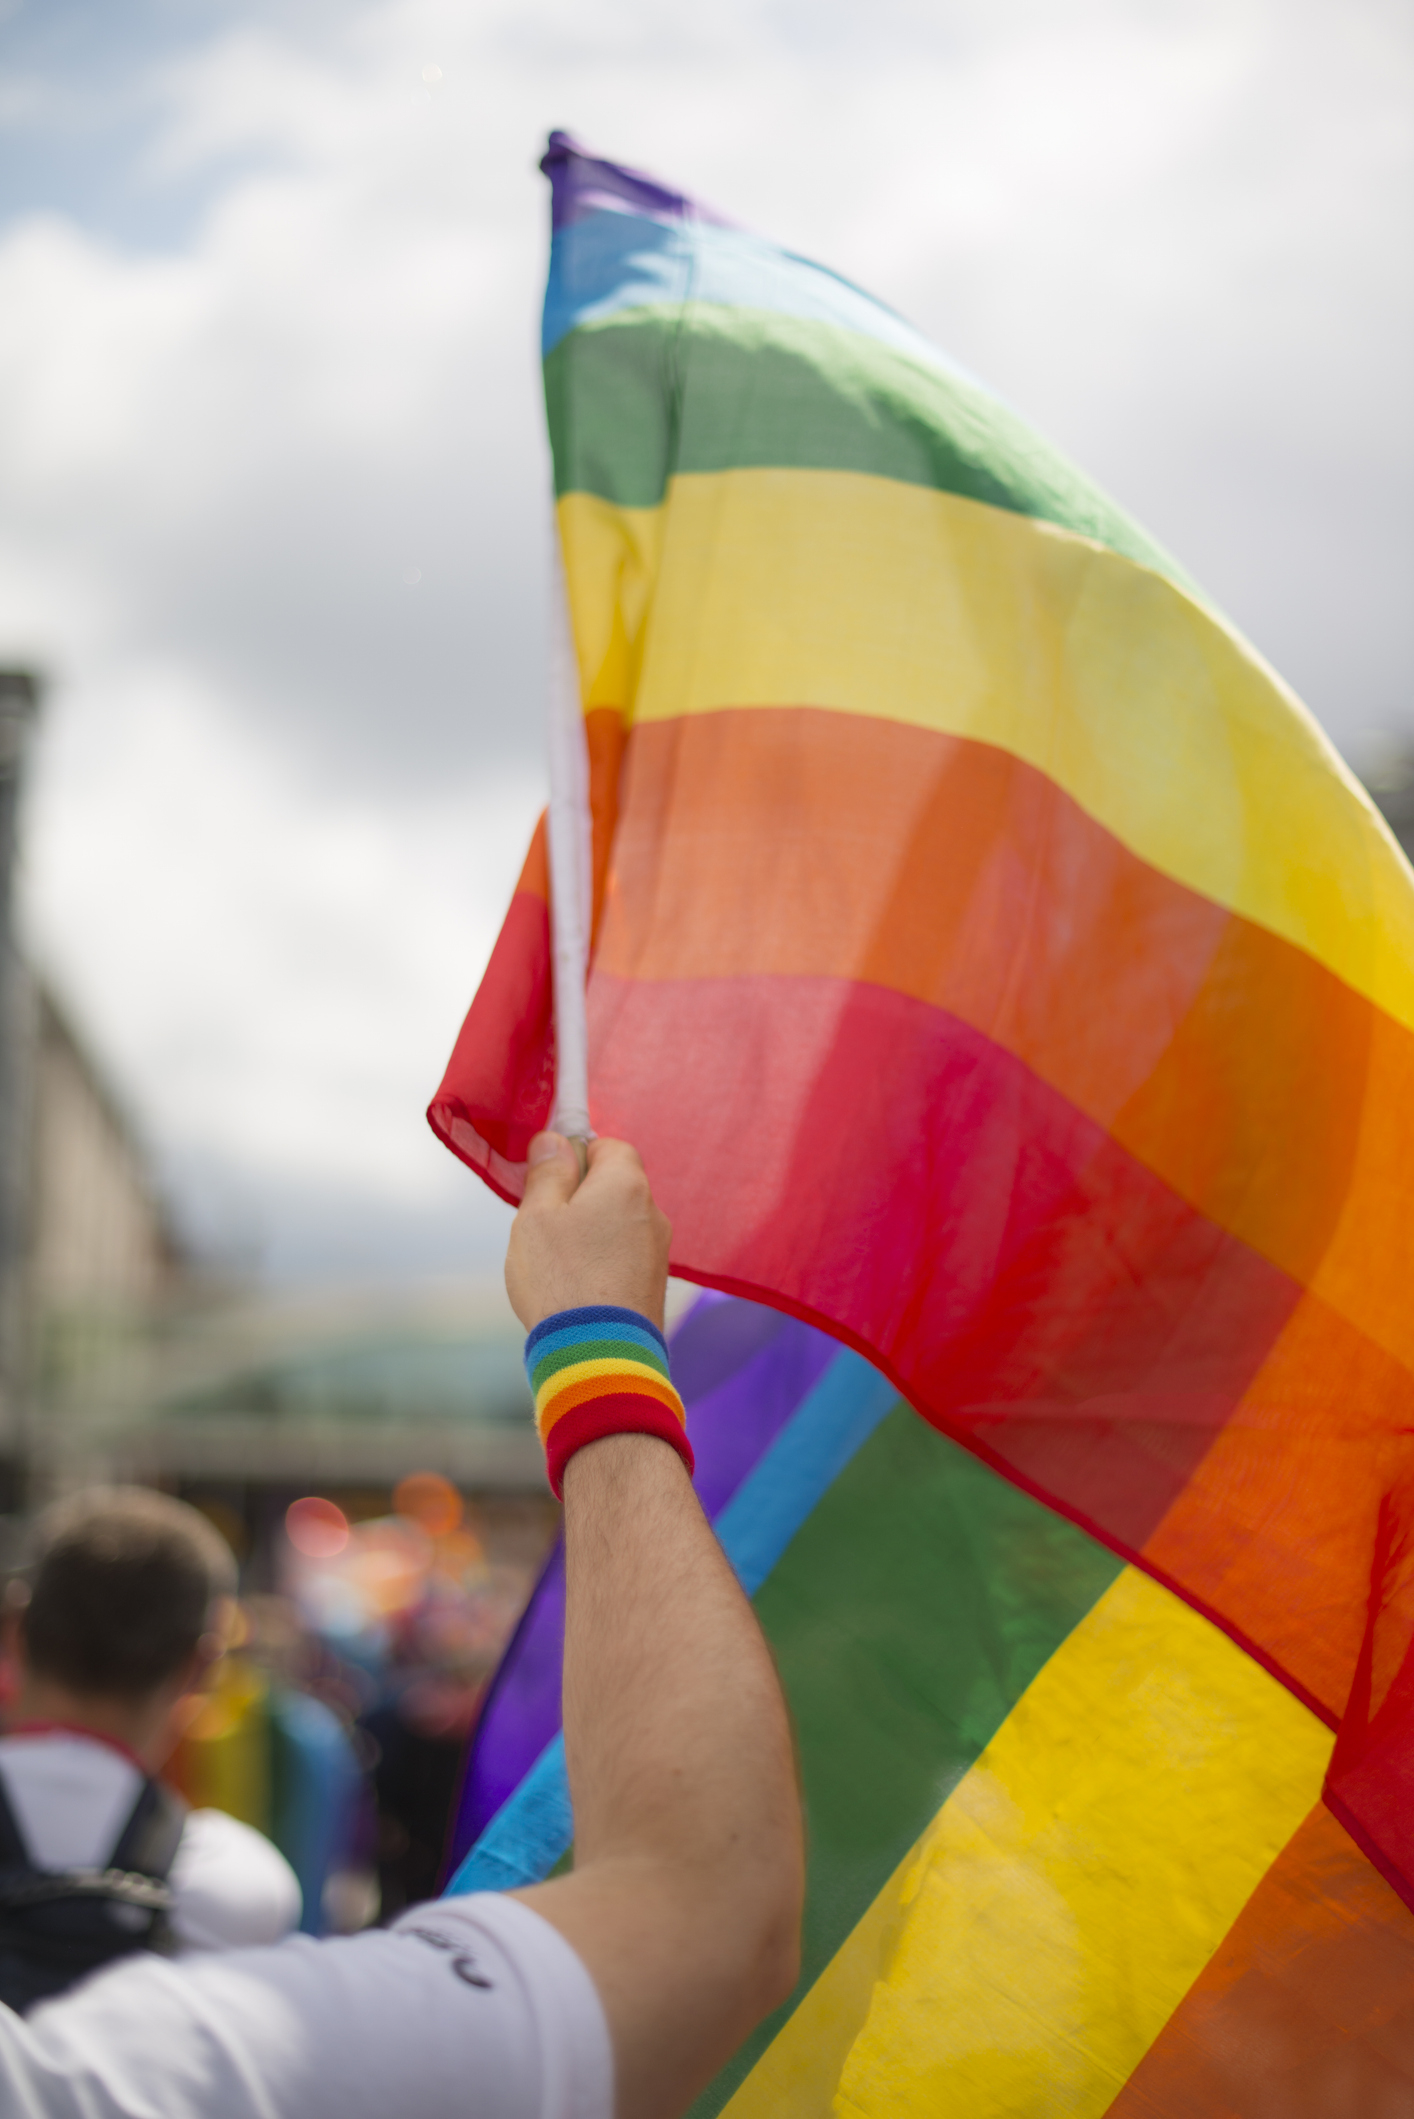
xmin=168 ymin=1808 xmax=303 ymax=1949
xmin=0 ymin=1894 xmax=612 ymax=2119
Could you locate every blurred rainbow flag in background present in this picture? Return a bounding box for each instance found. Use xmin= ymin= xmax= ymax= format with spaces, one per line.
xmin=432 ymin=136 xmax=1414 ymax=2109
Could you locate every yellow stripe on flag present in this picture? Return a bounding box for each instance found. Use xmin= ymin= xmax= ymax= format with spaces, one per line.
xmin=721 ymin=1566 xmax=1332 ymax=2118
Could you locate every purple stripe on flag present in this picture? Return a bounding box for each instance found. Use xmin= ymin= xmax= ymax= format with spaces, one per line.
xmin=444 ymin=1295 xmax=839 ymax=1872
xmin=540 ymin=130 xmax=734 ymax=234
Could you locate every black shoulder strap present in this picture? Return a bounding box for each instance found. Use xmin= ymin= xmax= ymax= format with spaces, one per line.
xmin=0 ymin=1768 xmax=33 ymax=1868
xmin=109 ymin=1778 xmax=188 ymax=1882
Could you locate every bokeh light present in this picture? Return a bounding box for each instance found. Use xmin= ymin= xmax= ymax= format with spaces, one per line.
xmin=286 ymin=1495 xmax=351 ymax=1559
xmin=393 ymin=1471 xmax=463 ymax=1541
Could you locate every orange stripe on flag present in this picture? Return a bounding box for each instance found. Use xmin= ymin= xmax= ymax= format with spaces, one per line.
xmin=601 ymin=707 xmax=1414 ymax=1373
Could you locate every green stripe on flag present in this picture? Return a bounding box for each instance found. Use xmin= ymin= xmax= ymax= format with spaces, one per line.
xmin=693 ymin=1406 xmax=1123 ymax=2117
xmin=546 ymin=306 xmax=1190 ymax=590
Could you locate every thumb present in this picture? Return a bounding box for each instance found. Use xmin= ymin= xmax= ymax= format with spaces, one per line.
xmin=519 ymin=1131 xmax=583 ymax=1209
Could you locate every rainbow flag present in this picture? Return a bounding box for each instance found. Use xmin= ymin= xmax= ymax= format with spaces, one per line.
xmin=431 ymin=136 xmax=1414 ymax=2102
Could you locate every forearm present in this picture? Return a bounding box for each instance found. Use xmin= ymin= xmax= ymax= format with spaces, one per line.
xmin=563 ymin=1435 xmax=798 ymax=1911
xmin=516 ymin=1432 xmax=802 ymax=2117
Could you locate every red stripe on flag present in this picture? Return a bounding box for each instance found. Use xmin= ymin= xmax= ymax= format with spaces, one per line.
xmin=589 ymin=969 xmax=1301 ymax=1552
xmin=428 ymin=814 xmax=554 ymax=1197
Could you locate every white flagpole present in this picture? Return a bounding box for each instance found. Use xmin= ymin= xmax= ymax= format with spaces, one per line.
xmin=546 ymin=534 xmax=594 ymax=1154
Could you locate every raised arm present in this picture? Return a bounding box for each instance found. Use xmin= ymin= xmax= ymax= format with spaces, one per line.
xmin=505 ymin=1134 xmax=804 ymax=2119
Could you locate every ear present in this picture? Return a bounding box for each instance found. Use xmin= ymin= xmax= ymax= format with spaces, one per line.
xmin=175 ymin=1639 xmax=218 ymax=1696
xmin=207 ymin=1595 xmax=242 ymax=1659
xmin=181 ymin=1598 xmax=240 ymax=1693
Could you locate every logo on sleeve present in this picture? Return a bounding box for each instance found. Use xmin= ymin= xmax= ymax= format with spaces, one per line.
xmin=401 ymin=1924 xmax=494 ymax=1991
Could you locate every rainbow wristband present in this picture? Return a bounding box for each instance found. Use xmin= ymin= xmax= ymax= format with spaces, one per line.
xmin=525 ymin=1305 xmax=694 ymax=1500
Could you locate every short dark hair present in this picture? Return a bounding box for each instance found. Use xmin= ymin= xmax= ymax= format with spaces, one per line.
xmin=20 ymin=1488 xmax=237 ymax=1699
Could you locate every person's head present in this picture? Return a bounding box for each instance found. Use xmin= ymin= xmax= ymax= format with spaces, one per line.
xmin=10 ymin=1488 xmax=237 ymax=1745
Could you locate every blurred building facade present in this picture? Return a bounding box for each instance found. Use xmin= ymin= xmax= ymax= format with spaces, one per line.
xmin=0 ymin=668 xmax=36 ymax=1503
xmin=20 ymin=982 xmax=189 ymax=1470
xmin=27 ymin=984 xmax=185 ymax=1321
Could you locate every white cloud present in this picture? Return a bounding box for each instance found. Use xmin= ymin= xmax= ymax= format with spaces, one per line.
xmin=19 ymin=656 xmax=540 ymax=1269
xmin=0 ymin=0 xmax=1409 ymax=1277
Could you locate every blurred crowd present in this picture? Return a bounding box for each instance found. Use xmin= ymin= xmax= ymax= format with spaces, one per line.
xmin=1 ymin=1473 xmax=555 ymax=1938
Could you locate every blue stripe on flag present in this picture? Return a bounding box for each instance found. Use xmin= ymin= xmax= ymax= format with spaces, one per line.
xmin=542 ymin=208 xmax=979 ymax=386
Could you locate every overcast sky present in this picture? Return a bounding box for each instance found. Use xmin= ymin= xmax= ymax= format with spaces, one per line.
xmin=0 ymin=0 xmax=1410 ymax=1282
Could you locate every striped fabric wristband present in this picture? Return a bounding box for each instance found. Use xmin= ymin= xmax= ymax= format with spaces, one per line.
xmin=524 ymin=1305 xmax=694 ymax=1499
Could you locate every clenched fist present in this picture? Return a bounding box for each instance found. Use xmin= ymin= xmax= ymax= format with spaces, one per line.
xmin=504 ymin=1134 xmax=672 ymax=1331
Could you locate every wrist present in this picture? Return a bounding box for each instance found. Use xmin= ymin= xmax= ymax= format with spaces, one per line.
xmin=560 ymin=1427 xmax=692 ymax=1501
xmin=524 ymin=1304 xmax=694 ymax=1499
